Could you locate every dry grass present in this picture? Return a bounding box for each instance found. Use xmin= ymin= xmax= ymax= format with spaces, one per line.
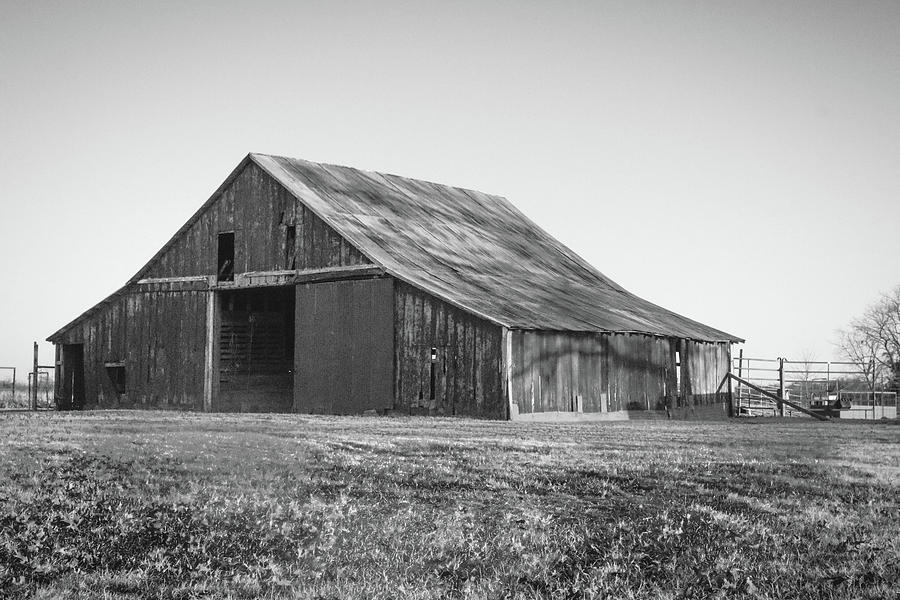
xmin=1 ymin=411 xmax=898 ymax=599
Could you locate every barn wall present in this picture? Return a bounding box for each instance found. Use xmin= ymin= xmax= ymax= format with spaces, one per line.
xmin=146 ymin=162 xmax=370 ymax=278
xmin=53 ymin=285 xmax=208 ymax=409
xmin=683 ymin=340 xmax=731 ymax=405
xmin=395 ymin=281 xmax=504 ymax=418
xmin=511 ymin=331 xmax=601 ymax=414
xmin=510 ymin=331 xmax=676 ymax=415
xmin=295 ymin=278 xmax=394 ymax=414
xmin=605 ymin=333 xmax=675 ymax=412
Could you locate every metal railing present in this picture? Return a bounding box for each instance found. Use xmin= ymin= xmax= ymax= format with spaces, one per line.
xmin=731 ymin=351 xmax=894 ymax=419
xmin=0 ymin=366 xmax=16 ymax=408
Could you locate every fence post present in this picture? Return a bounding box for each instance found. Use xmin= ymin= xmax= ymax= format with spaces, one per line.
xmin=777 ymin=357 xmax=785 ymax=417
xmin=870 ymin=359 xmax=877 ymax=407
xmin=726 ymin=348 xmax=734 ymax=417
xmin=32 ymin=342 xmax=39 ymax=411
xmin=737 ymin=349 xmax=744 ymax=414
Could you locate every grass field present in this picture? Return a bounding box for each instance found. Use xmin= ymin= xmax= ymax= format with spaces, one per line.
xmin=1 ymin=412 xmax=898 ymax=599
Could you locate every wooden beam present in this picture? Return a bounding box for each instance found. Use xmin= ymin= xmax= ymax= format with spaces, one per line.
xmin=295 ymin=265 xmax=385 ymax=283
xmin=209 ymin=266 xmax=386 ymax=290
xmin=501 ymin=327 xmax=516 ymax=420
xmin=136 ymin=276 xmax=210 ymax=284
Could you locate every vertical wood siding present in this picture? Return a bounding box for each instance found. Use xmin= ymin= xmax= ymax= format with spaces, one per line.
xmin=54 ymin=289 xmax=207 ymax=409
xmin=511 ymin=331 xmax=615 ymax=414
xmin=394 ymin=282 xmax=504 ymax=418
xmin=683 ymin=340 xmax=731 ymax=405
xmin=605 ymin=333 xmax=673 ymax=412
xmin=511 ymin=331 xmax=602 ymax=414
xmin=146 ymin=162 xmax=370 ymax=278
xmin=512 ymin=332 xmax=685 ymax=414
xmin=295 ymin=278 xmax=394 ymax=414
xmin=510 ymin=333 xmax=731 ymax=415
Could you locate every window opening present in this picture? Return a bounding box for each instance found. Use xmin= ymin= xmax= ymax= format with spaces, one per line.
xmin=430 ymin=347 xmax=437 ymax=401
xmin=675 ymin=350 xmax=682 ymax=397
xmin=105 ymin=364 xmax=126 ymax=394
xmin=218 ymin=232 xmax=235 ymax=282
xmin=285 ymin=225 xmax=296 ymax=270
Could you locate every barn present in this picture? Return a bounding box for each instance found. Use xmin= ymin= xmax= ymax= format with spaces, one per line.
xmin=48 ymin=153 xmax=742 ymax=420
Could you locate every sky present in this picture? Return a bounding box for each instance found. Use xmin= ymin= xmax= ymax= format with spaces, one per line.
xmin=1 ymin=0 xmax=899 ymax=380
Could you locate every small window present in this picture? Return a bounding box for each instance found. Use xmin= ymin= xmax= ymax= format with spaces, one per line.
xmin=285 ymin=225 xmax=296 ymax=270
xmin=429 ymin=348 xmax=438 ymax=400
xmin=675 ymin=350 xmax=682 ymax=397
xmin=218 ymin=232 xmax=234 ymax=282
xmin=105 ymin=365 xmax=126 ymax=394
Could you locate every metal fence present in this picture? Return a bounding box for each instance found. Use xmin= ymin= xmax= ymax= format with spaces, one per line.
xmin=0 ymin=365 xmax=54 ymax=410
xmin=732 ymin=353 xmax=895 ymax=419
xmin=0 ymin=366 xmax=16 ymax=408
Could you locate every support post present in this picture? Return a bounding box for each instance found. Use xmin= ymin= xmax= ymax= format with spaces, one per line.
xmin=203 ymin=288 xmax=217 ymax=412
xmin=777 ymin=357 xmax=785 ymax=417
xmin=54 ymin=345 xmax=61 ymax=410
xmin=32 ymin=342 xmax=38 ymax=411
xmin=501 ymin=327 xmax=516 ymax=420
xmin=726 ymin=345 xmax=734 ymax=417
xmin=870 ymin=359 xmax=876 ymax=407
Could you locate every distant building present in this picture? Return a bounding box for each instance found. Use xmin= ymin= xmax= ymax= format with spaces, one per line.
xmin=48 ymin=154 xmax=741 ymax=419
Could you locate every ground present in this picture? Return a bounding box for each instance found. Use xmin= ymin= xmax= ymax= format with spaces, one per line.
xmin=0 ymin=412 xmax=898 ymax=600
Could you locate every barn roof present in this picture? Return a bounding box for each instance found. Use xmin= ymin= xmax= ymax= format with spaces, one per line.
xmin=48 ymin=153 xmax=741 ymax=343
xmin=250 ymin=154 xmax=741 ymax=342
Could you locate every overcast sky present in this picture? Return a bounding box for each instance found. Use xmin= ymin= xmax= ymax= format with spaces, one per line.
xmin=1 ymin=0 xmax=899 ymax=379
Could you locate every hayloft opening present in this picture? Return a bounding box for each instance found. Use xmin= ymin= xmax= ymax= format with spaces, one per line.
xmin=217 ymin=232 xmax=235 ymax=282
xmin=218 ymin=286 xmax=294 ymax=412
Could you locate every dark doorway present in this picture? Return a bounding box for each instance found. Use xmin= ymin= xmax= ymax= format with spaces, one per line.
xmin=60 ymin=344 xmax=85 ymax=410
xmin=217 ymin=232 xmax=235 ymax=282
xmin=218 ymin=286 xmax=294 ymax=412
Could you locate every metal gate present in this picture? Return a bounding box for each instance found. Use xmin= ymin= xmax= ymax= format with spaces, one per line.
xmin=732 ymin=352 xmax=896 ymax=419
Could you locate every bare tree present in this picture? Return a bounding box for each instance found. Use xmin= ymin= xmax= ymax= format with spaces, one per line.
xmin=836 ymin=285 xmax=900 ymax=393
xmin=789 ymin=348 xmax=818 ymax=402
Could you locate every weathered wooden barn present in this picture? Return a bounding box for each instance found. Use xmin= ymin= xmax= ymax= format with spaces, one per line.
xmin=48 ymin=153 xmax=742 ymax=420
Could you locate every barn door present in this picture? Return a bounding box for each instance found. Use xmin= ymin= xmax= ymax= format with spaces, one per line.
xmin=294 ymin=278 xmax=393 ymax=414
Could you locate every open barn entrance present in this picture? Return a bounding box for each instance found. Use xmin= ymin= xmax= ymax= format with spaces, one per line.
xmin=218 ymin=286 xmax=294 ymax=412
xmin=59 ymin=343 xmax=85 ymax=410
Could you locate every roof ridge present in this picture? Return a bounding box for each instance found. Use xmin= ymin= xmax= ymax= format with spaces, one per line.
xmin=250 ymin=152 xmax=509 ymax=202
